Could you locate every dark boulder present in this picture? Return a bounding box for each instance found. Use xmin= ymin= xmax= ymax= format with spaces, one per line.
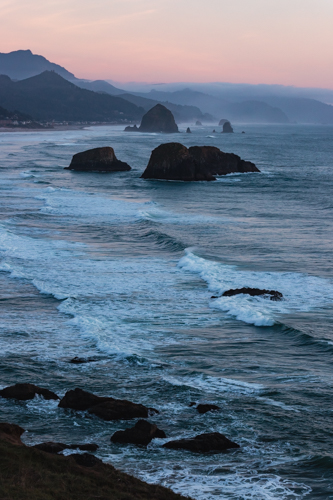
xmin=58 ymin=388 xmax=110 ymax=410
xmin=141 ymin=143 xmax=259 ymax=181
xmin=111 ymin=419 xmax=166 ymax=446
xmin=221 ymin=288 xmax=283 ymax=301
xmin=186 ymin=127 xmax=191 ymax=133
xmin=163 ymin=432 xmax=239 ymax=453
xmin=124 ymin=124 xmax=139 ymax=132
xmin=222 ymin=121 xmax=234 ymax=133
xmin=0 ymin=383 xmax=59 ymax=401
xmin=139 ymin=104 xmax=178 ymax=133
xmin=69 ymin=357 xmax=100 ymax=364
xmin=0 ymin=422 xmax=25 ymax=445
xmin=71 ymin=453 xmax=103 ymax=468
xmin=196 ymin=404 xmax=220 ymax=414
xmin=34 ymin=442 xmax=98 ymax=454
xmin=58 ymin=388 xmax=158 ymax=421
xmin=195 ymin=120 xmax=202 ymax=126
xmin=65 ymin=147 xmax=131 ymax=172
xmin=88 ymin=399 xmax=158 ymax=421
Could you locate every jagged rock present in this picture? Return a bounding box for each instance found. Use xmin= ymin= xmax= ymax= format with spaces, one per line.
xmin=195 ymin=120 xmax=202 ymax=126
xmin=88 ymin=400 xmax=158 ymax=421
xmin=0 ymin=423 xmax=25 ymax=445
xmin=65 ymin=147 xmax=131 ymax=172
xmin=71 ymin=453 xmax=103 ymax=468
xmin=58 ymin=388 xmax=110 ymax=410
xmin=138 ymin=104 xmax=178 ymax=133
xmin=111 ymin=419 xmax=166 ymax=446
xmin=196 ymin=404 xmax=220 ymax=414
xmin=0 ymin=383 xmax=59 ymax=401
xmin=222 ymin=121 xmax=234 ymax=133
xmin=186 ymin=127 xmax=191 ymax=133
xmin=58 ymin=388 xmax=158 ymax=421
xmin=221 ymin=288 xmax=283 ymax=301
xmin=34 ymin=442 xmax=98 ymax=454
xmin=141 ymin=143 xmax=259 ymax=181
xmin=163 ymin=432 xmax=239 ymax=453
xmin=124 ymin=124 xmax=139 ymax=132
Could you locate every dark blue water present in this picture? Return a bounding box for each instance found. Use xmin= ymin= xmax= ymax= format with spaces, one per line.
xmin=1 ymin=124 xmax=333 ymax=499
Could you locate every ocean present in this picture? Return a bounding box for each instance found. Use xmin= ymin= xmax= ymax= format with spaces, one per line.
xmin=0 ymin=124 xmax=333 ymax=499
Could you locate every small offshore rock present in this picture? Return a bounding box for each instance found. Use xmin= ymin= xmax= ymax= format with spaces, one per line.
xmin=0 ymin=383 xmax=59 ymax=401
xmin=124 ymin=124 xmax=139 ymax=132
xmin=69 ymin=357 xmax=100 ymax=364
xmin=222 ymin=121 xmax=234 ymax=133
xmin=186 ymin=127 xmax=191 ymax=133
xmin=58 ymin=388 xmax=110 ymax=410
xmin=88 ymin=399 xmax=157 ymax=421
xmin=195 ymin=120 xmax=202 ymax=126
xmin=222 ymin=287 xmax=283 ymax=301
xmin=197 ymin=404 xmax=220 ymax=414
xmin=212 ymin=129 xmax=216 ymax=133
xmin=111 ymin=419 xmax=166 ymax=446
xmin=163 ymin=432 xmax=239 ymax=453
xmin=65 ymin=147 xmax=131 ymax=172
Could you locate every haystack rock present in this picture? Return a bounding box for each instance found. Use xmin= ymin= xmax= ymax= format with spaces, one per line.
xmin=222 ymin=121 xmax=234 ymax=133
xmin=65 ymin=147 xmax=131 ymax=172
xmin=125 ymin=104 xmax=178 ymax=133
xmin=141 ymin=143 xmax=259 ymax=181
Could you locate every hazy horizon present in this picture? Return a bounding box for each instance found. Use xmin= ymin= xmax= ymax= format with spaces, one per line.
xmin=1 ymin=0 xmax=332 ymax=88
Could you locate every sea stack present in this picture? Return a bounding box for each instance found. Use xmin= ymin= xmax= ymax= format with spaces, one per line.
xmin=124 ymin=104 xmax=178 ymax=133
xmin=222 ymin=121 xmax=234 ymax=133
xmin=186 ymin=127 xmax=192 ymax=133
xmin=65 ymin=147 xmax=131 ymax=172
xmin=141 ymin=143 xmax=259 ymax=181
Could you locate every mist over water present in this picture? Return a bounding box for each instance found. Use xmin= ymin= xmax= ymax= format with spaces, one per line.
xmin=1 ymin=124 xmax=333 ymax=499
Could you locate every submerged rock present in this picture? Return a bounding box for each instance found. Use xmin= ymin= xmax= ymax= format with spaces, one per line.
xmin=196 ymin=404 xmax=220 ymax=414
xmin=34 ymin=442 xmax=98 ymax=454
xmin=111 ymin=419 xmax=166 ymax=446
xmin=163 ymin=432 xmax=239 ymax=453
xmin=222 ymin=121 xmax=234 ymax=133
xmin=58 ymin=388 xmax=158 ymax=420
xmin=141 ymin=143 xmax=259 ymax=181
xmin=65 ymin=147 xmax=131 ymax=172
xmin=0 ymin=383 xmax=59 ymax=401
xmin=69 ymin=356 xmax=100 ymax=364
xmin=221 ymin=287 xmax=283 ymax=301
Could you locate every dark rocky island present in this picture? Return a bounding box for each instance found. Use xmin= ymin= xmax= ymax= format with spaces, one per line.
xmin=124 ymin=104 xmax=178 ymax=133
xmin=65 ymin=147 xmax=131 ymax=172
xmin=0 ymin=383 xmax=59 ymax=401
xmin=141 ymin=143 xmax=260 ymax=181
xmin=220 ymin=287 xmax=283 ymax=301
xmin=222 ymin=121 xmax=234 ymax=133
xmin=163 ymin=432 xmax=239 ymax=453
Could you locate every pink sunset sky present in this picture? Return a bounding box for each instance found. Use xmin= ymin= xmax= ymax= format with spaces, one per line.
xmin=1 ymin=0 xmax=333 ymax=88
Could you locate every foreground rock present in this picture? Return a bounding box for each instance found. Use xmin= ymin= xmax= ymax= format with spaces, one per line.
xmin=0 ymin=423 xmax=189 ymax=500
xmin=196 ymin=404 xmax=220 ymax=414
xmin=59 ymin=388 xmax=158 ymax=420
xmin=221 ymin=287 xmax=283 ymax=301
xmin=0 ymin=383 xmax=59 ymax=401
xmin=222 ymin=121 xmax=234 ymax=133
xmin=163 ymin=432 xmax=239 ymax=453
xmin=111 ymin=419 xmax=166 ymax=446
xmin=65 ymin=147 xmax=131 ymax=172
xmin=141 ymin=143 xmax=259 ymax=181
xmin=125 ymin=104 xmax=178 ymax=133
xmin=34 ymin=442 xmax=99 ymax=454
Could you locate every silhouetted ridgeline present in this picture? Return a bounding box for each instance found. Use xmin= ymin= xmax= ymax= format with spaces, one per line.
xmin=0 ymin=72 xmax=144 ymax=123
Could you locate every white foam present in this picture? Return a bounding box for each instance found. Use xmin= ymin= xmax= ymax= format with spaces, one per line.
xmin=163 ymin=373 xmax=264 ymax=395
xmin=178 ymin=250 xmax=333 ymax=326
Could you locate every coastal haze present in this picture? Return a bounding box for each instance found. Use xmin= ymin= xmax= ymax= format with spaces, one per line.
xmin=1 ymin=1 xmax=333 ymax=500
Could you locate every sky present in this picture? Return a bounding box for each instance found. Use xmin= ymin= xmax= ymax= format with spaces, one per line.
xmin=1 ymin=0 xmax=333 ymax=88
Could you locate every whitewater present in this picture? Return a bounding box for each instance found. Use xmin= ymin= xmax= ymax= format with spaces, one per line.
xmin=1 ymin=124 xmax=333 ymax=499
